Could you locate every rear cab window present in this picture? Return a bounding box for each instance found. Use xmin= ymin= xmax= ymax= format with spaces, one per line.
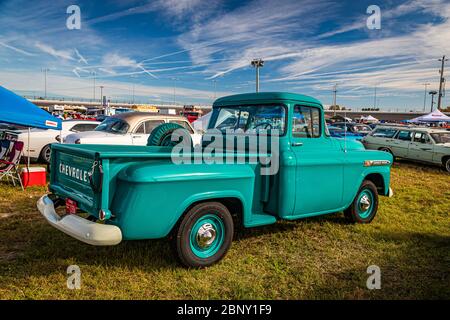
xmin=209 ymin=105 xmax=286 ymax=134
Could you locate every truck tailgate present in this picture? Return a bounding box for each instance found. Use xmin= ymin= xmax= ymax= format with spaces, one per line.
xmin=50 ymin=144 xmax=98 ymax=212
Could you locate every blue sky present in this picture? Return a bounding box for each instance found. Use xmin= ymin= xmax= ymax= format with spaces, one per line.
xmin=0 ymin=0 xmax=449 ymax=110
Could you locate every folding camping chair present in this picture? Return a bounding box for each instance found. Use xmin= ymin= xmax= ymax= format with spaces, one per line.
xmin=0 ymin=141 xmax=24 ymax=190
xmin=0 ymin=140 xmax=13 ymax=170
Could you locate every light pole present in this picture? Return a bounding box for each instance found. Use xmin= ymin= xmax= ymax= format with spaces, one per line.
xmin=437 ymin=55 xmax=448 ymax=110
xmin=41 ymin=68 xmax=50 ymax=99
xmin=429 ymin=90 xmax=438 ymax=112
xmin=423 ymin=82 xmax=430 ymax=111
xmin=251 ymin=59 xmax=264 ymax=93
xmin=332 ymin=83 xmax=338 ymax=116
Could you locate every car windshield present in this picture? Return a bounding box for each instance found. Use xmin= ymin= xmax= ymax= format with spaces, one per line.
xmin=431 ymin=132 xmax=450 ymax=144
xmin=94 ymin=118 xmax=130 ymax=134
xmin=209 ymin=105 xmax=286 ymax=134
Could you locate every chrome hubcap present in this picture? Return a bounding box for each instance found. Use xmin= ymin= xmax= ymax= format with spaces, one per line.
xmin=359 ymin=194 xmax=371 ymax=211
xmin=196 ymin=223 xmax=217 ymax=248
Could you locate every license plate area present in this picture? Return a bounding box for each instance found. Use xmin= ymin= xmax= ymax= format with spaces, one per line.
xmin=65 ymin=198 xmax=78 ymax=214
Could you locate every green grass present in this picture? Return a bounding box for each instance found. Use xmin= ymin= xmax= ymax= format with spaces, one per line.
xmin=0 ymin=161 xmax=449 ymax=299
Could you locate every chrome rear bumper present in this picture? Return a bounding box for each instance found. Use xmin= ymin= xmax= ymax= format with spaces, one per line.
xmin=37 ymin=195 xmax=122 ymax=246
xmin=388 ymin=187 xmax=394 ymax=198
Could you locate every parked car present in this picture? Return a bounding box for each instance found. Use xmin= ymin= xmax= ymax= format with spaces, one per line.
xmin=38 ymin=92 xmax=393 ymax=268
xmin=362 ymin=125 xmax=450 ymax=172
xmin=14 ymin=120 xmax=99 ymax=163
xmin=64 ymin=112 xmax=202 ymax=146
xmin=327 ymin=126 xmax=364 ymax=144
xmin=333 ymin=122 xmax=373 ymax=136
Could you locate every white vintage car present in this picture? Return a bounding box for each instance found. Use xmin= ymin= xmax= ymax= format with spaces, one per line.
xmin=362 ymin=125 xmax=450 ymax=172
xmin=16 ymin=120 xmax=100 ymax=163
xmin=64 ymin=112 xmax=202 ymax=146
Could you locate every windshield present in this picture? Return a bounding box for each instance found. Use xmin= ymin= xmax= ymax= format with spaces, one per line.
xmin=431 ymin=132 xmax=450 ymax=144
xmin=94 ymin=118 xmax=130 ymax=134
xmin=209 ymin=105 xmax=286 ymax=134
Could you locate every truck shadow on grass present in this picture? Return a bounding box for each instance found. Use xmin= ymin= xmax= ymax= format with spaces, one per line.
xmin=13 ymin=212 xmax=349 ymax=273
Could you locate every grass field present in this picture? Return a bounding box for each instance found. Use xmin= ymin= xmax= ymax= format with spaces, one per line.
xmin=0 ymin=161 xmax=449 ymax=300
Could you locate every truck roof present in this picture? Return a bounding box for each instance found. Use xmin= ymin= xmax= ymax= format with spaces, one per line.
xmin=213 ymin=92 xmax=322 ymax=107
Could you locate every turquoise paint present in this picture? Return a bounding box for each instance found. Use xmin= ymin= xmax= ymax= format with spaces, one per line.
xmin=47 ymin=92 xmax=393 ymax=242
xmin=357 ymin=189 xmax=374 ymax=219
xmin=189 ymin=214 xmax=225 ymax=258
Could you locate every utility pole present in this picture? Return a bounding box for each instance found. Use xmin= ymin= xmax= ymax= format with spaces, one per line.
xmin=213 ymin=80 xmax=217 ymax=100
xmin=373 ymin=85 xmax=377 ymax=109
xmin=332 ymin=83 xmax=338 ymax=116
xmin=437 ymin=56 xmax=448 ymax=110
xmin=100 ymin=86 xmax=104 ymax=105
xmin=423 ymin=82 xmax=430 ymax=111
xmin=172 ymin=77 xmax=178 ymax=105
xmin=41 ymin=68 xmax=50 ymax=99
xmin=429 ymin=90 xmax=438 ymax=112
xmin=251 ymin=59 xmax=264 ymax=92
xmin=91 ymin=71 xmax=96 ymax=101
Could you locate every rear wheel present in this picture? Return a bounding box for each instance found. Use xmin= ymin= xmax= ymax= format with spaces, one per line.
xmin=344 ymin=180 xmax=379 ymax=224
xmin=174 ymin=202 xmax=233 ymax=268
xmin=444 ymin=157 xmax=450 ymax=173
xmin=39 ymin=144 xmax=52 ymax=164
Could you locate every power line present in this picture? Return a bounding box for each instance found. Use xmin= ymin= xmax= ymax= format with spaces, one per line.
xmin=437 ymin=55 xmax=448 ymax=110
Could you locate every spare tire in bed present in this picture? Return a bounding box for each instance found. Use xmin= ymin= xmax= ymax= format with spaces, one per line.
xmin=147 ymin=123 xmax=190 ymax=147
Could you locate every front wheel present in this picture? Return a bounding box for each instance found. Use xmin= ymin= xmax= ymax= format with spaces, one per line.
xmin=344 ymin=180 xmax=379 ymax=223
xmin=175 ymin=202 xmax=233 ymax=268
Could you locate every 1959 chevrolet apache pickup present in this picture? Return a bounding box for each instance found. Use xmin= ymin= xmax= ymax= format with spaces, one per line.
xmin=37 ymin=92 xmax=393 ymax=267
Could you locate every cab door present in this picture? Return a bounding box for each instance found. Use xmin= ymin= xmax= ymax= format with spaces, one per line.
xmin=391 ymin=130 xmax=412 ymax=158
xmin=291 ymin=105 xmax=344 ymax=216
xmin=408 ymin=132 xmax=434 ymax=162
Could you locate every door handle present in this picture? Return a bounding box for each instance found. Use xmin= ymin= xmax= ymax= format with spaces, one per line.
xmin=292 ymin=142 xmax=303 ymax=147
xmin=420 ymin=148 xmax=432 ymax=151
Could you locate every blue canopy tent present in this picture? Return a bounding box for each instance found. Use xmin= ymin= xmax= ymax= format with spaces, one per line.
xmin=0 ymin=86 xmax=62 ymax=166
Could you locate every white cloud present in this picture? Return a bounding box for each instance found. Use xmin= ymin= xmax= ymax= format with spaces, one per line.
xmin=35 ymin=42 xmax=76 ymax=61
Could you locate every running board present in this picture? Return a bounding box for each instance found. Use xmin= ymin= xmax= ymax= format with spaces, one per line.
xmin=245 ymin=213 xmax=277 ymax=227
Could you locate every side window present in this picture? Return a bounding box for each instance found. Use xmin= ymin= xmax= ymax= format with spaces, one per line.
xmin=134 ymin=120 xmax=164 ymax=134
xmin=413 ymin=132 xmax=431 ymax=144
xmin=396 ymin=130 xmax=412 ymax=141
xmin=135 ymin=122 xmax=145 ymax=134
xmin=70 ymin=123 xmax=98 ymax=132
xmin=170 ymin=120 xmax=194 ymax=133
xmin=372 ymin=128 xmax=397 ymax=138
xmin=292 ymin=106 xmax=321 ymax=138
xmin=144 ymin=120 xmax=164 ymax=134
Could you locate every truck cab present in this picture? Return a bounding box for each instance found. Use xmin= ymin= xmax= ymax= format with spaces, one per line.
xmin=38 ymin=92 xmax=393 ymax=268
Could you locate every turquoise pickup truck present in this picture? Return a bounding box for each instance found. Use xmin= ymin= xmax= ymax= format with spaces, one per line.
xmin=38 ymin=92 xmax=393 ymax=267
